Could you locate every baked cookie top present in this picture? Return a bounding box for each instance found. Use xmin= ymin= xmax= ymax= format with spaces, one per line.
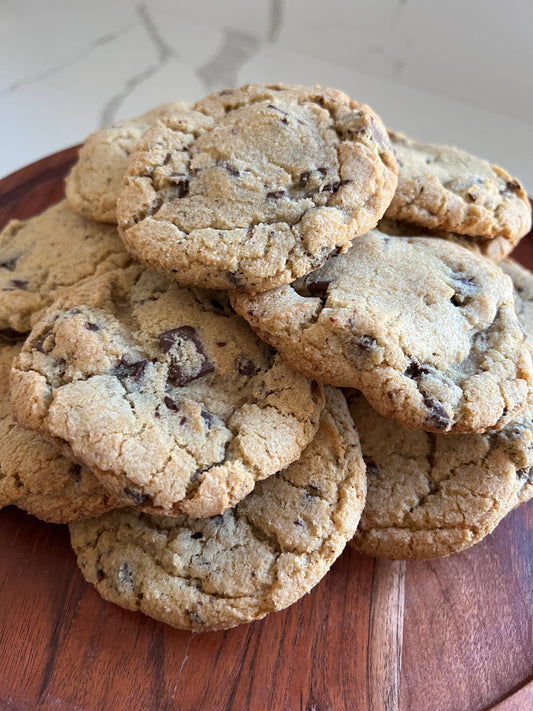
xmin=116 ymin=83 xmax=398 ymax=293
xmin=0 ymin=200 xmax=131 ymax=334
xmin=10 ymin=265 xmax=324 ymax=518
xmin=346 ymin=389 xmax=533 ymax=559
xmin=69 ymin=387 xmax=366 ymax=631
xmin=231 ymin=227 xmax=533 ymax=433
xmin=385 ymin=132 xmax=532 ymax=246
xmin=66 ymin=101 xmax=192 ymax=223
xmin=0 ymin=343 xmax=123 ymax=523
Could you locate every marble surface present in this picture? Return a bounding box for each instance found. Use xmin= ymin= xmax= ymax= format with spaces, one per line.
xmin=1 ymin=0 xmax=533 ymax=191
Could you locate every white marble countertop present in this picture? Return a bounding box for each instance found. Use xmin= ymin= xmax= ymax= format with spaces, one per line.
xmin=1 ymin=0 xmax=533 ymax=191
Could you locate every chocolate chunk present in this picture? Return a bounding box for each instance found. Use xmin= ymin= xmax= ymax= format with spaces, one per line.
xmin=300 ymin=171 xmax=311 ymax=185
xmin=516 ymin=467 xmax=530 ymax=483
xmin=85 ymin=322 xmax=99 ymax=331
xmin=266 ymin=190 xmax=286 ymax=200
xmin=405 ymin=359 xmax=431 ymax=379
xmin=191 ymin=531 xmax=203 ymax=539
xmin=317 ymin=167 xmax=328 ymax=177
xmin=293 ymin=519 xmax=304 ymax=526
xmin=164 ymin=396 xmax=179 ymax=411
xmin=114 ymin=357 xmax=149 ymax=382
xmin=225 ymin=164 xmax=240 ymax=177
xmin=5 ymin=279 xmax=28 ymax=290
xmin=32 ymin=331 xmax=54 ymax=354
xmin=0 ymin=256 xmax=18 ymax=271
xmin=123 ymin=486 xmax=151 ymax=505
xmin=423 ymin=397 xmax=450 ymax=430
xmin=159 ymin=326 xmax=216 ymax=386
xmin=503 ymin=179 xmax=521 ymax=196
xmin=201 ymin=409 xmax=214 ymax=427
xmin=238 ymin=356 xmax=260 ymax=377
xmin=0 ymin=327 xmax=25 ymax=342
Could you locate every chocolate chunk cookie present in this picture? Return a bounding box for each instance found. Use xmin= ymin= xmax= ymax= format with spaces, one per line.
xmin=10 ymin=265 xmax=324 ymax=518
xmin=69 ymin=387 xmax=366 ymax=631
xmin=385 ymin=132 xmax=532 ymax=251
xmin=346 ymin=390 xmax=532 ymax=559
xmin=0 ymin=200 xmax=131 ymax=334
xmin=0 ymin=343 xmax=123 ymax=523
xmin=116 ymin=83 xmax=398 ymax=293
xmin=66 ymin=101 xmax=192 ymax=223
xmin=231 ymin=227 xmax=532 ymax=433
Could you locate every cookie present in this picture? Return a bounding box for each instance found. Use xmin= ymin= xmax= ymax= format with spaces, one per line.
xmin=10 ymin=265 xmax=324 ymax=518
xmin=346 ymin=389 xmax=533 ymax=559
xmin=0 ymin=200 xmax=131 ymax=335
xmin=116 ymin=83 xmax=398 ymax=293
xmin=385 ymin=132 xmax=532 ymax=250
xmin=231 ymin=226 xmax=533 ymax=433
xmin=69 ymin=387 xmax=366 ymax=631
xmin=501 ymin=259 xmax=533 ymax=339
xmin=66 ymin=101 xmax=192 ymax=224
xmin=0 ymin=342 xmax=123 ymax=523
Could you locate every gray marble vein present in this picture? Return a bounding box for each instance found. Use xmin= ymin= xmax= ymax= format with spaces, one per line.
xmin=197 ymin=29 xmax=258 ymax=92
xmin=100 ymin=2 xmax=176 ymax=126
xmin=2 ymin=30 xmax=128 ymax=95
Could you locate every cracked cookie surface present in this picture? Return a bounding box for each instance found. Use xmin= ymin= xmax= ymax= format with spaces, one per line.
xmin=69 ymin=387 xmax=366 ymax=631
xmin=385 ymin=132 xmax=532 ymax=249
xmin=0 ymin=343 xmax=123 ymax=523
xmin=231 ymin=227 xmax=533 ymax=433
xmin=10 ymin=265 xmax=324 ymax=517
xmin=0 ymin=200 xmax=132 ymax=335
xmin=116 ymin=83 xmax=398 ymax=293
xmin=66 ymin=101 xmax=192 ymax=224
xmin=346 ymin=390 xmax=533 ymax=559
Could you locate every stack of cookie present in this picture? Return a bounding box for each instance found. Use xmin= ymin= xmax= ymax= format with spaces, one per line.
xmin=1 ymin=84 xmax=532 ymax=632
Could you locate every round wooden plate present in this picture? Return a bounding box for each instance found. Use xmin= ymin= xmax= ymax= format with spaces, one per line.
xmin=0 ymin=149 xmax=532 ymax=711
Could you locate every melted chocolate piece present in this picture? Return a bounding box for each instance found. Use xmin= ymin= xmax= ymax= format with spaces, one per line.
xmin=423 ymin=397 xmax=450 ymax=430
xmin=158 ymin=326 xmax=216 ymax=386
xmin=114 ymin=357 xmax=150 ymax=382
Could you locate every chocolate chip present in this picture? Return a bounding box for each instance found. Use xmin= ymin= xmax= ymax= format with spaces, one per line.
xmin=6 ymin=279 xmax=28 ymax=290
xmin=310 ymin=245 xmax=341 ymax=269
xmin=517 ymin=467 xmax=530 ymax=483
xmin=405 ymin=359 xmax=431 ymax=379
xmin=191 ymin=531 xmax=203 ymax=539
xmin=293 ymin=519 xmax=304 ymax=526
xmin=158 ymin=326 xmax=216 ymax=386
xmin=238 ymin=356 xmax=260 ymax=377
xmin=266 ymin=190 xmax=285 ymax=199
xmin=423 ymin=397 xmax=450 ymax=430
xmin=114 ymin=357 xmax=150 ymax=382
xmin=0 ymin=327 xmax=25 ymax=342
xmin=123 ymin=486 xmax=151 ymax=504
xmin=307 ymin=280 xmax=331 ymax=299
xmin=317 ymin=167 xmax=328 ymax=177
xmin=225 ymin=164 xmax=240 ymax=177
xmin=85 ymin=322 xmax=99 ymax=331
xmin=164 ymin=396 xmax=179 ymax=411
xmin=32 ymin=331 xmax=54 ymax=353
xmin=466 ymin=191 xmax=477 ymax=203
xmin=216 ymin=341 xmax=227 ymax=347
xmin=163 ymin=153 xmax=172 ymax=165
xmin=201 ymin=409 xmax=214 ymax=427
xmin=502 ymin=179 xmax=521 ymax=196
xmin=300 ymin=171 xmax=311 ymax=185
xmin=0 ymin=257 xmax=18 ymax=271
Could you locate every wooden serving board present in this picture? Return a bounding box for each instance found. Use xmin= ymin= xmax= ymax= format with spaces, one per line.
xmin=0 ymin=149 xmax=531 ymax=711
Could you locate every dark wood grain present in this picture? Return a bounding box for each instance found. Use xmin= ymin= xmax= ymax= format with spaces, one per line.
xmin=0 ymin=150 xmax=531 ymax=711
